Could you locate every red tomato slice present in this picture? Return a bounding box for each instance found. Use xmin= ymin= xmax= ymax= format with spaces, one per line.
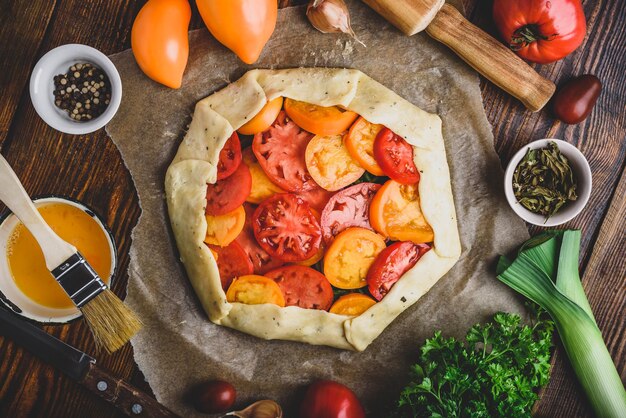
xmin=217 ymin=132 xmax=243 ymax=180
xmin=209 ymin=241 xmax=253 ymax=290
xmin=205 ymin=161 xmax=252 ymax=216
xmin=320 ymin=182 xmax=381 ymax=244
xmin=252 ymin=111 xmax=317 ymax=192
xmin=367 ymin=241 xmax=430 ymax=301
xmin=252 ymin=193 xmax=322 ymax=262
xmin=265 ymin=265 xmax=334 ymax=310
xmin=235 ymin=203 xmax=284 ymax=274
xmin=373 ymin=128 xmax=420 ymax=185
xmin=297 ymin=186 xmax=334 ymax=214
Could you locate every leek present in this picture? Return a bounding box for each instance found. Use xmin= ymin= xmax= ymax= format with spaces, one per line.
xmin=497 ymin=230 xmax=626 ymax=417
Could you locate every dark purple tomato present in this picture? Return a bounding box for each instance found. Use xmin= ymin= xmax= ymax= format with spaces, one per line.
xmin=552 ymin=74 xmax=602 ymax=124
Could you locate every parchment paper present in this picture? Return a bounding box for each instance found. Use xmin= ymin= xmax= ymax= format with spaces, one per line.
xmin=106 ymin=1 xmax=530 ymax=415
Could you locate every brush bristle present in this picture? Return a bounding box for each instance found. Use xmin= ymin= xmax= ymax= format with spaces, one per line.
xmin=81 ymin=289 xmax=142 ymax=354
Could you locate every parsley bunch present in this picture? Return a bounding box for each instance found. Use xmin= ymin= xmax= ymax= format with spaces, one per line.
xmin=392 ymin=312 xmax=553 ymax=418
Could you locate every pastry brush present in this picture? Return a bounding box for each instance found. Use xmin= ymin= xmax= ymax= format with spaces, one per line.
xmin=0 ymin=154 xmax=141 ymax=353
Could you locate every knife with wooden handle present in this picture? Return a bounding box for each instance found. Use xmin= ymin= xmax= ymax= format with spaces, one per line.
xmin=362 ymin=0 xmax=556 ymax=112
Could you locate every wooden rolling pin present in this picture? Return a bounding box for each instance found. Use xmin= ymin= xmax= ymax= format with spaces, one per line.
xmin=362 ymin=0 xmax=556 ymax=112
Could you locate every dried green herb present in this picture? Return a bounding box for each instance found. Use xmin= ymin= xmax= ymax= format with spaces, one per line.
xmin=512 ymin=142 xmax=577 ymax=219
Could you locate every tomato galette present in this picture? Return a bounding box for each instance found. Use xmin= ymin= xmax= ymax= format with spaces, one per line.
xmin=165 ymin=68 xmax=461 ymax=351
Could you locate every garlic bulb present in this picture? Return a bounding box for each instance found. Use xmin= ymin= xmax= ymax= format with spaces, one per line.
xmin=306 ymin=0 xmax=364 ymax=45
xmin=224 ymin=399 xmax=283 ymax=418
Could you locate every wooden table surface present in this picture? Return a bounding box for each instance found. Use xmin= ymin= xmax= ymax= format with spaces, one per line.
xmin=0 ymin=0 xmax=624 ymax=417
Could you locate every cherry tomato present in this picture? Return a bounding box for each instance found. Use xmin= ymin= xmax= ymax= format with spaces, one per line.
xmin=493 ymin=0 xmax=586 ymax=64
xmin=189 ymin=380 xmax=236 ymax=414
xmin=297 ymin=186 xmax=334 ymax=214
xmin=324 ymin=227 xmax=386 ymax=289
xmin=131 ymin=0 xmax=191 ymax=89
xmin=252 ymin=193 xmax=322 ymax=263
xmin=300 ymin=380 xmax=365 ymax=418
xmin=370 ymin=180 xmax=434 ymax=244
xmin=217 ymin=132 xmax=243 ymax=181
xmin=235 ymin=204 xmax=284 ymax=274
xmin=252 ymin=111 xmax=317 ymax=192
xmin=305 ymin=133 xmax=365 ymax=191
xmin=320 ymin=182 xmax=380 ymax=244
xmin=552 ymin=74 xmax=602 ymax=124
xmin=367 ymin=241 xmax=431 ymax=301
xmin=373 ymin=128 xmax=420 ymax=185
xmin=265 ymin=265 xmax=334 ymax=310
xmin=204 ymin=205 xmax=246 ymax=247
xmin=226 ymin=275 xmax=285 ymax=306
xmin=284 ymin=98 xmax=359 ymax=136
xmin=345 ymin=117 xmax=385 ymax=176
xmin=206 ymin=162 xmax=251 ymax=216
xmin=329 ymin=293 xmax=377 ymax=316
xmin=209 ymin=241 xmax=254 ymax=290
xmin=238 ymin=97 xmax=283 ymax=135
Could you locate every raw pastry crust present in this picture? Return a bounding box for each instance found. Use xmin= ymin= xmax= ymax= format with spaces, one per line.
xmin=165 ymin=68 xmax=461 ymax=351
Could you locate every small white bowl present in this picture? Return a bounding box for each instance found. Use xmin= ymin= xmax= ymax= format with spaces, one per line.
xmin=29 ymin=44 xmax=122 ymax=135
xmin=0 ymin=197 xmax=117 ymax=324
xmin=504 ymin=139 xmax=592 ymax=227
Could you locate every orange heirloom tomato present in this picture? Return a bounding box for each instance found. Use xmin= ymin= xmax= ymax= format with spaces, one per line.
xmin=197 ymin=0 xmax=277 ymax=64
xmin=226 ymin=275 xmax=285 ymax=307
xmin=305 ymin=133 xmax=365 ymax=191
xmin=131 ymin=0 xmax=191 ymax=89
xmin=323 ymin=227 xmax=386 ymax=289
xmin=345 ymin=117 xmax=385 ymax=176
xmin=284 ymin=99 xmax=359 ymax=136
xmin=370 ymin=180 xmax=434 ymax=244
xmin=329 ymin=293 xmax=377 ymax=316
xmin=204 ymin=205 xmax=246 ymax=247
xmin=238 ymin=97 xmax=283 ymax=135
xmin=242 ymin=147 xmax=284 ymax=204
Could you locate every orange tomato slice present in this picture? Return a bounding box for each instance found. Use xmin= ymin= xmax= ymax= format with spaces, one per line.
xmin=284 ymin=98 xmax=358 ymax=136
xmin=204 ymin=205 xmax=246 ymax=247
xmin=344 ymin=117 xmax=385 ymax=176
xmin=330 ymin=293 xmax=377 ymax=316
xmin=238 ymin=97 xmax=283 ymax=135
xmin=323 ymin=227 xmax=386 ymax=289
xmin=242 ymin=147 xmax=284 ymax=204
xmin=305 ymin=133 xmax=365 ymax=191
xmin=369 ymin=180 xmax=434 ymax=244
xmin=226 ymin=275 xmax=285 ymax=307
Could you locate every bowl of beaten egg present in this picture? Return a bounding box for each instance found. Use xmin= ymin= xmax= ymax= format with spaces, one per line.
xmin=0 ymin=196 xmax=116 ymax=323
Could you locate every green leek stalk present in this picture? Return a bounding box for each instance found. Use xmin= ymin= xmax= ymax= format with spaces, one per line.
xmin=497 ymin=230 xmax=626 ymax=417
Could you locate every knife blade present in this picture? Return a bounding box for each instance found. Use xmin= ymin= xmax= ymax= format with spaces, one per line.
xmin=0 ymin=307 xmax=178 ymax=417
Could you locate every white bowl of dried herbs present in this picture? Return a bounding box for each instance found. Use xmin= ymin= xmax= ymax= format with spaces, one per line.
xmin=504 ymin=139 xmax=592 ymax=226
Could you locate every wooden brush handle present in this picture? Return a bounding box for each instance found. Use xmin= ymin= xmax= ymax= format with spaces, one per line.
xmin=425 ymin=4 xmax=555 ymax=112
xmin=0 ymin=155 xmax=76 ymax=269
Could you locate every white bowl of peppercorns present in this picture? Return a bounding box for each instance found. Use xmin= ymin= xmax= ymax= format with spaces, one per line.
xmin=29 ymin=44 xmax=122 ymax=135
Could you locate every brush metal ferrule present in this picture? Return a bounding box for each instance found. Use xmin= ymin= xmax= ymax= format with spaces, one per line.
xmin=51 ymin=253 xmax=107 ymax=308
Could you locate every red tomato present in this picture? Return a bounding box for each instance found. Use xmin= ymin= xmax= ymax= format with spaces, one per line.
xmin=205 ymin=162 xmax=252 ymax=216
xmin=492 ymin=0 xmax=586 ymax=64
xmin=209 ymin=241 xmax=254 ymax=290
xmin=320 ymin=183 xmax=381 ymax=244
xmin=367 ymin=241 xmax=430 ymax=301
xmin=552 ymin=74 xmax=602 ymax=124
xmin=252 ymin=193 xmax=322 ymax=262
xmin=217 ymin=132 xmax=243 ymax=180
xmin=297 ymin=186 xmax=334 ymax=214
xmin=252 ymin=111 xmax=317 ymax=192
xmin=265 ymin=265 xmax=334 ymax=310
xmin=373 ymin=128 xmax=420 ymax=185
xmin=300 ymin=380 xmax=365 ymax=418
xmin=189 ymin=380 xmax=236 ymax=414
xmin=235 ymin=203 xmax=284 ymax=274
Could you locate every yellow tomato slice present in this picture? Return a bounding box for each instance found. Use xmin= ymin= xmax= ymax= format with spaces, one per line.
xmin=330 ymin=293 xmax=377 ymax=316
xmin=204 ymin=205 xmax=246 ymax=247
xmin=238 ymin=97 xmax=283 ymax=135
xmin=369 ymin=180 xmax=434 ymax=244
xmin=284 ymin=98 xmax=358 ymax=136
xmin=226 ymin=275 xmax=285 ymax=307
xmin=344 ymin=117 xmax=385 ymax=176
xmin=242 ymin=147 xmax=285 ymax=204
xmin=305 ymin=133 xmax=365 ymax=191
xmin=323 ymin=227 xmax=386 ymax=289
